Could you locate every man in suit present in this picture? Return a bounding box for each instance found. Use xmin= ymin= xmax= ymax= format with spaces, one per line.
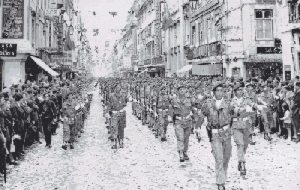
xmin=41 ymin=93 xmax=56 ymax=148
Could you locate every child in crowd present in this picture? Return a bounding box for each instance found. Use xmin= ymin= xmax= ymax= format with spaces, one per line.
xmin=280 ymin=103 xmax=292 ymax=140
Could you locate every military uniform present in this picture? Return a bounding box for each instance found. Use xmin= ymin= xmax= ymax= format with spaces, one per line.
xmin=171 ymin=84 xmax=193 ymax=162
xmin=231 ymin=86 xmax=255 ymax=176
xmin=108 ymin=84 xmax=128 ymax=149
xmin=155 ymin=86 xmax=170 ymax=141
xmin=201 ymin=84 xmax=233 ymax=189
xmin=62 ymin=96 xmax=76 ymax=149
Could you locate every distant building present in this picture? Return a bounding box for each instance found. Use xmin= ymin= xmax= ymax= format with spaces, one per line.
xmin=0 ymin=0 xmax=83 ymax=89
xmin=280 ymin=0 xmax=300 ymax=80
xmin=184 ymin=0 xmax=282 ymax=80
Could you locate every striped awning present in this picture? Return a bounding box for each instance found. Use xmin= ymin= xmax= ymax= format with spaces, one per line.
xmin=29 ymin=56 xmax=59 ymax=77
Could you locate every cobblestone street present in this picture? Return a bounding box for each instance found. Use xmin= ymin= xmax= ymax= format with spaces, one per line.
xmin=1 ymin=90 xmax=300 ymax=190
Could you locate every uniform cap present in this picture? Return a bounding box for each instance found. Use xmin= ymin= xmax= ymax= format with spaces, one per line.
xmin=212 ymin=82 xmax=223 ymax=92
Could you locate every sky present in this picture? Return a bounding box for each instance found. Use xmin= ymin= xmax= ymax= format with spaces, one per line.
xmin=78 ymin=0 xmax=134 ymax=76
xmin=78 ymin=0 xmax=134 ymax=52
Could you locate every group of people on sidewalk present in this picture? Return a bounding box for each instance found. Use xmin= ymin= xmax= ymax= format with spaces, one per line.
xmin=98 ymin=75 xmax=300 ymax=190
xmin=0 ymin=75 xmax=95 ymax=181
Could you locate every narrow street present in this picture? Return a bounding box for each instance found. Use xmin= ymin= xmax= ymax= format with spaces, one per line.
xmin=2 ymin=89 xmax=300 ymax=190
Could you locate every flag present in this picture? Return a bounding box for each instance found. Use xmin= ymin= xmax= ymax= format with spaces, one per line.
xmin=105 ymin=41 xmax=110 ymax=48
xmin=93 ymin=29 xmax=99 ymax=36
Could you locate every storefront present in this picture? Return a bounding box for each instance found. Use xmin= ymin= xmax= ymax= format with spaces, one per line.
xmin=148 ymin=65 xmax=165 ymax=77
xmin=192 ymin=63 xmax=223 ymax=76
xmin=245 ymin=62 xmax=282 ymax=80
xmin=137 ymin=64 xmax=166 ymax=77
xmin=25 ymin=56 xmax=59 ymax=83
xmin=177 ymin=65 xmax=192 ymax=77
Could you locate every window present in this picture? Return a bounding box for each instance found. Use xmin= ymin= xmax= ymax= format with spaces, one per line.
xmin=32 ymin=19 xmax=35 ymax=47
xmin=255 ymin=9 xmax=273 ymax=40
xmin=198 ymin=22 xmax=202 ymax=45
xmin=191 ymin=25 xmax=196 ymax=45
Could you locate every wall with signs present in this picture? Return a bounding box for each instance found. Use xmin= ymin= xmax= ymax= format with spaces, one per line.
xmin=2 ymin=0 xmax=24 ymax=39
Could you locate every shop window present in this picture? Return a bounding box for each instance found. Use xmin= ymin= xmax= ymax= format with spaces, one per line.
xmin=255 ymin=9 xmax=273 ymax=40
xmin=198 ymin=21 xmax=203 ymax=45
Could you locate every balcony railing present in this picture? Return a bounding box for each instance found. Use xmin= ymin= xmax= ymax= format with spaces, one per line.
xmin=289 ymin=15 xmax=300 ymax=23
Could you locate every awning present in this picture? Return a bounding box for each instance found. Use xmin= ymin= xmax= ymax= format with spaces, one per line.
xmin=192 ymin=64 xmax=223 ymax=76
xmin=148 ymin=68 xmax=157 ymax=72
xmin=140 ymin=68 xmax=149 ymax=74
xmin=29 ymin=56 xmax=59 ymax=77
xmin=177 ymin=65 xmax=192 ymax=73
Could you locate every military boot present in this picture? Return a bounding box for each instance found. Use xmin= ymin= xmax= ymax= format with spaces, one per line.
xmin=155 ymin=130 xmax=158 ymax=138
xmin=239 ymin=162 xmax=246 ymax=176
xmin=264 ymin=133 xmax=272 ymax=141
xmin=217 ymin=184 xmax=225 ymax=190
xmin=61 ymin=144 xmax=67 ymax=150
xmin=111 ymin=139 xmax=117 ymax=149
xmin=183 ymin=152 xmax=189 ymax=161
xmin=249 ymin=134 xmax=256 ymax=145
xmin=179 ymin=151 xmax=184 ymax=162
xmin=119 ymin=139 xmax=124 ymax=148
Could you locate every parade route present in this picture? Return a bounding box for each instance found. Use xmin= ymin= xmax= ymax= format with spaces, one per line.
xmin=2 ymin=90 xmax=300 ymax=190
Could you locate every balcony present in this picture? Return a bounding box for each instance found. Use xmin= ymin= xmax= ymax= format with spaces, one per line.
xmin=289 ymin=2 xmax=300 ymax=23
xmin=289 ymin=14 xmax=300 ymax=23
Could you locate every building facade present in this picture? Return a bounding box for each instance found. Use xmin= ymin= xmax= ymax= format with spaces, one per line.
xmin=135 ymin=0 xmax=165 ymax=77
xmin=280 ymin=0 xmax=300 ymax=80
xmin=183 ymin=0 xmax=282 ymax=80
xmin=0 ymin=0 xmax=82 ymax=89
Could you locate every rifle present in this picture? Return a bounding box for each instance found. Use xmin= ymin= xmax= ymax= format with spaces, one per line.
xmin=206 ymin=125 xmax=213 ymax=142
xmin=3 ymin=147 xmax=6 ymax=183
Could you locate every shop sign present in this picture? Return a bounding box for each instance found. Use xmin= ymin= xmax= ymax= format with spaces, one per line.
xmin=192 ymin=63 xmax=223 ymax=76
xmin=45 ymin=9 xmax=60 ymax=17
xmin=49 ymin=0 xmax=58 ymax=9
xmin=284 ymin=65 xmax=291 ymax=71
xmin=51 ymin=52 xmax=72 ymax=66
xmin=2 ymin=0 xmax=24 ymax=39
xmin=0 ymin=43 xmax=17 ymax=57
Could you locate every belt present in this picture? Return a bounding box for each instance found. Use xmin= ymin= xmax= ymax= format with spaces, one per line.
xmin=112 ymin=110 xmax=125 ymax=114
xmin=233 ymin=117 xmax=249 ymax=122
xmin=157 ymin=108 xmax=168 ymax=112
xmin=176 ymin=116 xmax=189 ymax=121
xmin=212 ymin=125 xmax=229 ymax=134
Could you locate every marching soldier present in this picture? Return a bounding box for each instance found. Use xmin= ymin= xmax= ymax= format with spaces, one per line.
xmin=62 ymin=93 xmax=76 ymax=150
xmin=231 ymin=85 xmax=255 ymax=176
xmin=201 ymin=83 xmax=234 ymax=190
xmin=171 ymin=83 xmax=193 ymax=162
xmin=156 ymin=85 xmax=170 ymax=141
xmin=108 ymin=83 xmax=128 ymax=149
xmin=245 ymin=83 xmax=257 ymax=145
